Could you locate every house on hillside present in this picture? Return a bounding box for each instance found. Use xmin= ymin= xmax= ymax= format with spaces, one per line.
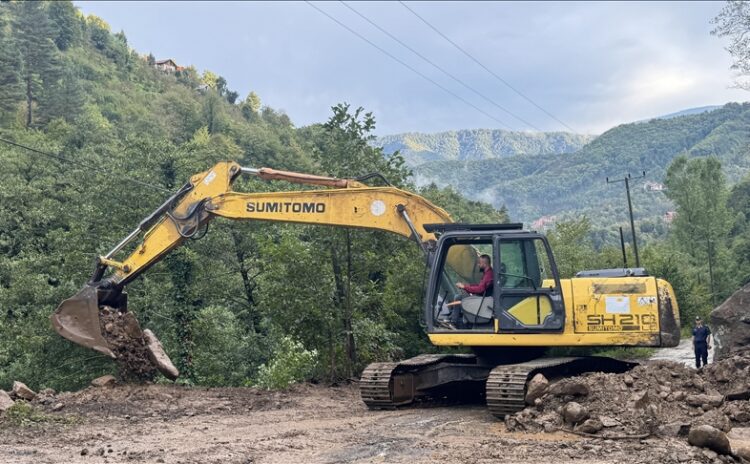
xmin=531 ymin=215 xmax=557 ymax=231
xmin=644 ymin=181 xmax=666 ymax=192
xmin=154 ymin=59 xmax=184 ymax=73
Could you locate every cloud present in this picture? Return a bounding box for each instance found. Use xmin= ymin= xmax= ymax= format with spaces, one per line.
xmin=74 ymin=1 xmax=749 ymax=135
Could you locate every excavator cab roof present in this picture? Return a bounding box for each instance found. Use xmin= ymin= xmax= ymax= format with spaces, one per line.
xmin=423 ymin=223 xmax=524 ymax=236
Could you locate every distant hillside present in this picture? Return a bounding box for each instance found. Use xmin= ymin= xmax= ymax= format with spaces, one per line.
xmin=652 ymin=105 xmax=722 ymax=120
xmin=377 ymin=130 xmax=596 ymax=167
xmin=394 ymin=103 xmax=750 ymax=237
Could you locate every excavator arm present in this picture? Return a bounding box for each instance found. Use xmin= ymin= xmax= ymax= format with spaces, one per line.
xmin=51 ymin=161 xmax=477 ymax=377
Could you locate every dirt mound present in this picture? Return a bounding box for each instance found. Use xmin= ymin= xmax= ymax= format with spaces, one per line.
xmin=31 ymin=383 xmax=305 ymax=420
xmin=507 ymin=356 xmax=750 ymax=449
xmin=99 ymin=307 xmax=157 ymax=382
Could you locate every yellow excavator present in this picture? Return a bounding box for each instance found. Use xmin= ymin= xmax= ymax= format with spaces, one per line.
xmin=51 ymin=161 xmax=681 ymax=417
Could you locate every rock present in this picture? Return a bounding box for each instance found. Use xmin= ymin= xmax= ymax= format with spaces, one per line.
xmin=671 ymin=391 xmax=687 ymax=402
xmin=12 ymin=381 xmax=36 ymax=400
xmin=52 ymin=403 xmax=64 ymax=412
xmin=623 ymin=375 xmax=634 ymax=387
xmin=143 ymin=329 xmax=180 ymax=380
xmin=702 ymin=449 xmax=718 ymax=460
xmin=657 ymin=422 xmax=691 ymax=437
xmin=694 ymin=410 xmax=732 ymax=433
xmin=576 ymin=418 xmax=603 ymax=434
xmin=686 ymin=394 xmax=724 ymax=408
xmin=38 ymin=388 xmax=56 ymax=396
xmin=688 ymin=425 xmax=732 ymax=455
xmin=600 ymin=416 xmax=621 ymax=428
xmin=725 ymin=403 xmax=750 ymax=422
xmin=711 ymin=284 xmax=750 ymax=361
xmin=91 ymin=375 xmax=116 ymax=388
xmin=632 ymin=390 xmax=650 ymax=409
xmin=550 ymin=380 xmax=590 ymax=397
xmin=81 ymin=448 xmax=89 ymax=456
xmin=0 ymin=390 xmax=15 ymax=412
xmin=734 ymin=445 xmax=750 ymax=462
xmin=525 ymin=373 xmax=549 ymax=405
xmin=562 ymin=402 xmax=589 ymax=425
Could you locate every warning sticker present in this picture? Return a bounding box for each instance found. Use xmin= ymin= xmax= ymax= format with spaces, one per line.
xmin=637 ymin=296 xmax=657 ymax=306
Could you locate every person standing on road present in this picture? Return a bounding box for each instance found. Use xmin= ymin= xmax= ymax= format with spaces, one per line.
xmin=692 ymin=316 xmax=711 ymax=369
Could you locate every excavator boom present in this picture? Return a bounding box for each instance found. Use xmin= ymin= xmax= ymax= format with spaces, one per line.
xmin=51 ymin=161 xmax=467 ymax=378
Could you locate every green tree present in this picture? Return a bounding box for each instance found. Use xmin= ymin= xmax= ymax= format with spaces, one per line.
xmin=15 ymin=1 xmax=62 ymax=127
xmin=86 ymin=14 xmax=111 ymax=51
xmin=0 ymin=7 xmax=23 ymax=123
xmin=546 ymin=218 xmax=597 ymax=278
xmin=48 ymin=1 xmax=82 ymax=51
xmin=665 ymin=156 xmax=733 ymax=304
xmin=242 ymin=91 xmax=262 ymax=120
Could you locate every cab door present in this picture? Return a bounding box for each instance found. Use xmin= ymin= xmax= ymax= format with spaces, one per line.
xmin=494 ymin=234 xmax=565 ymax=332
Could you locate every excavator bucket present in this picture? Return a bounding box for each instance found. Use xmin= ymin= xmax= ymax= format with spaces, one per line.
xmin=51 ymin=286 xmax=180 ymax=380
xmin=51 ymin=286 xmax=116 ymax=358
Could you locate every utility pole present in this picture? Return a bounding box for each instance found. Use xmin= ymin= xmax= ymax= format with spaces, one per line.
xmin=607 ymin=171 xmax=646 ymax=268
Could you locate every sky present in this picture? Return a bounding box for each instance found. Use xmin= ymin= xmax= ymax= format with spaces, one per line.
xmin=75 ymin=1 xmax=748 ymax=135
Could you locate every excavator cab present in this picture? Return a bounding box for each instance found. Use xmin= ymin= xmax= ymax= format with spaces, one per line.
xmin=426 ymin=224 xmax=565 ymax=334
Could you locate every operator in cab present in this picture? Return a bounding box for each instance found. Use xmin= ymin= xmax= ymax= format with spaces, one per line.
xmin=457 ymin=254 xmax=494 ymax=296
xmin=439 ymin=254 xmax=494 ymax=330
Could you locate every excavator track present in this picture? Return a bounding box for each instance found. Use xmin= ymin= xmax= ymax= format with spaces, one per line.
xmin=360 ymin=354 xmax=490 ymax=410
xmin=486 ymin=356 xmax=637 ymax=418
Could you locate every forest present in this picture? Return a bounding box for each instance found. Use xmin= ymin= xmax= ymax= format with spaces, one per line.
xmin=0 ymin=1 xmax=507 ymax=391
xmin=0 ymin=2 xmax=749 ymax=394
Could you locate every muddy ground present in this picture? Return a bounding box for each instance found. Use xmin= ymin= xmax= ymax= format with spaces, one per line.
xmin=0 ymin=377 xmax=744 ymax=464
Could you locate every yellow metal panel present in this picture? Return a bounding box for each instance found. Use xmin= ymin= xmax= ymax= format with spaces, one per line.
xmin=428 ymin=332 xmax=661 ymax=347
xmin=506 ymin=296 xmax=552 ymax=326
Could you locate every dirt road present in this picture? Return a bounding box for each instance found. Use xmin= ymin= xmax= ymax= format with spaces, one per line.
xmin=0 ymin=381 xmax=717 ymax=464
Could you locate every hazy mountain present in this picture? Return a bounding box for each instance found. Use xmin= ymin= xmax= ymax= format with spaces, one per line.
xmin=377 ymin=129 xmax=596 ymax=167
xmin=378 ymin=103 xmax=750 ymax=235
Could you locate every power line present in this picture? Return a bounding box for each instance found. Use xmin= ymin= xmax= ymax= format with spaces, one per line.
xmin=305 ymin=1 xmax=513 ymax=130
xmin=340 ymin=1 xmax=541 ymax=131
xmin=398 ymin=1 xmax=577 ymax=133
xmin=0 ymin=136 xmax=169 ymax=192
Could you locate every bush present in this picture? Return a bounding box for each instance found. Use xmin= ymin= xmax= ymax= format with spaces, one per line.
xmin=190 ymin=305 xmax=253 ymax=386
xmin=253 ymin=336 xmax=317 ymax=390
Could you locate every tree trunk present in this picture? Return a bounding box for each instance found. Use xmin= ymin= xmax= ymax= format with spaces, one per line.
xmin=231 ymin=230 xmax=258 ymax=333
xmin=25 ymin=75 xmax=32 ymax=128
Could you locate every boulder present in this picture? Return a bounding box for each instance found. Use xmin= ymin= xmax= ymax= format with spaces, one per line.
xmin=686 ymin=394 xmax=724 ymax=408
xmin=144 ymin=329 xmax=179 ymax=381
xmin=91 ymin=375 xmax=116 ymax=388
xmin=12 ymin=381 xmax=36 ymax=401
xmin=525 ymin=373 xmax=549 ymax=405
xmin=693 ymin=409 xmax=732 ymax=433
xmin=0 ymin=390 xmax=15 ymax=412
xmin=549 ymin=380 xmax=590 ymax=397
xmin=575 ymin=418 xmax=603 ymax=434
xmin=710 ymin=283 xmax=750 ymax=361
xmin=600 ymin=416 xmax=621 ymax=428
xmin=562 ymin=402 xmax=589 ymax=425
xmin=688 ymin=425 xmax=732 ymax=455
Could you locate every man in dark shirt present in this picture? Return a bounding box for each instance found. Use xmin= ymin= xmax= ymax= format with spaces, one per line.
xmin=692 ymin=316 xmax=711 ymax=369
